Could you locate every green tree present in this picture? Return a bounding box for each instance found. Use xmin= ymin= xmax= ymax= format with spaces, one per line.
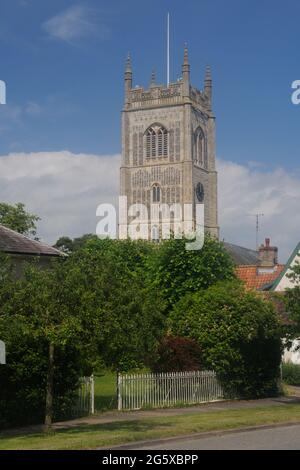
xmin=285 ymin=260 xmax=300 ymax=344
xmin=54 ymin=234 xmax=98 ymax=253
xmin=169 ymin=281 xmax=282 ymax=398
xmin=0 ymin=202 xmax=40 ymax=237
xmin=65 ymin=237 xmax=164 ymax=371
xmin=0 ymin=238 xmax=165 ymax=428
xmin=0 ymin=259 xmax=94 ymax=429
xmin=146 ymin=236 xmax=235 ymax=311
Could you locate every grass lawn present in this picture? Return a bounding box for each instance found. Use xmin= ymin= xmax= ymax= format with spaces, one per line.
xmin=94 ymin=371 xmax=117 ymax=412
xmin=1 ymin=404 xmax=300 ymax=450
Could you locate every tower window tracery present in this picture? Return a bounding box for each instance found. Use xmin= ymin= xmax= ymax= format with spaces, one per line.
xmin=194 ymin=127 xmax=206 ymax=167
xmin=146 ymin=125 xmax=168 ymax=158
xmin=152 ymin=184 xmax=161 ymax=203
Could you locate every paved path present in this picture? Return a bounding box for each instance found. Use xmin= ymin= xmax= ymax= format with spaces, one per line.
xmin=287 ymin=385 xmax=300 ymax=397
xmin=52 ymin=395 xmax=300 ymax=430
xmin=2 ymin=395 xmax=300 ymax=437
xmin=135 ymin=423 xmax=300 ymax=450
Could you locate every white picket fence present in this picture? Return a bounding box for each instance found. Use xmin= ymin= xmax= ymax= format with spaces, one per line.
xmin=117 ymin=370 xmax=225 ymax=410
xmin=73 ymin=375 xmax=95 ymax=416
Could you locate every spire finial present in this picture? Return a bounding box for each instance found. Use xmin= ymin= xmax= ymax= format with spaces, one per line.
xmin=182 ymin=43 xmax=190 ymax=98
xmin=125 ymin=52 xmax=132 ymax=73
xmin=205 ymin=64 xmax=212 ymax=81
xmin=183 ymin=43 xmax=189 ymax=65
xmin=124 ymin=53 xmax=132 ymax=106
xmin=150 ymin=69 xmax=156 ymax=87
xmin=204 ymin=64 xmax=212 ymax=108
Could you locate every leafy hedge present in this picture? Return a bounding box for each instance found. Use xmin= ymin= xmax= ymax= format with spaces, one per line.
xmin=169 ymin=281 xmax=283 ymax=398
xmin=282 ymin=362 xmax=300 ymax=386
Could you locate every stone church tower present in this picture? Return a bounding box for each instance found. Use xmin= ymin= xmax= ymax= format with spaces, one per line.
xmin=119 ymin=47 xmax=219 ymax=240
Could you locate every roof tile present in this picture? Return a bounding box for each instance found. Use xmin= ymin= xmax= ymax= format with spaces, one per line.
xmin=236 ymin=265 xmax=285 ymax=290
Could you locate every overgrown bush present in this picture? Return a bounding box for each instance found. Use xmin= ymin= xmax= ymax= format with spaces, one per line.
xmin=282 ymin=362 xmax=300 ymax=386
xmin=0 ymin=319 xmax=91 ymax=428
xmin=149 ymin=335 xmax=202 ymax=372
xmin=169 ymin=281 xmax=283 ymax=398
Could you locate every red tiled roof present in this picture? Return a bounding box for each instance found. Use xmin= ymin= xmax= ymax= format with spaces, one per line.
xmin=235 ymin=265 xmax=285 ymax=290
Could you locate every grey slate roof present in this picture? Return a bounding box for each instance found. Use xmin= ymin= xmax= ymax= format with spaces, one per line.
xmin=0 ymin=224 xmax=63 ymax=257
xmin=223 ymin=242 xmax=260 ymax=266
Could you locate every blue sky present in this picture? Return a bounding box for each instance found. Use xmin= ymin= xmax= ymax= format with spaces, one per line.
xmin=0 ymin=0 xmax=299 ymax=166
xmin=0 ymin=0 xmax=300 ymax=259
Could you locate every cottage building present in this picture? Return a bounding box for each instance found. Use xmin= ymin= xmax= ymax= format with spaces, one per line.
xmin=234 ymin=239 xmax=285 ymax=291
xmin=0 ymin=224 xmax=64 ymax=277
xmin=232 ymin=237 xmax=300 ymax=364
xmin=268 ymin=241 xmax=300 ymax=364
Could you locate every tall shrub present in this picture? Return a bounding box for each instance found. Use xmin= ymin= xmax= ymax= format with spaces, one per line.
xmin=169 ymin=281 xmax=282 ymax=398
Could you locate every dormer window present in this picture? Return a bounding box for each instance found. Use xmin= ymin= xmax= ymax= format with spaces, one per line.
xmin=146 ymin=125 xmax=168 ymax=158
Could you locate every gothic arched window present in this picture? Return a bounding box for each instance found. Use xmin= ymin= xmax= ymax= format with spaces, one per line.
xmin=194 ymin=127 xmax=205 ymax=167
xmin=152 ymin=184 xmax=161 ymax=203
xmin=151 ymin=225 xmax=159 ymax=242
xmin=146 ymin=125 xmax=168 ymax=158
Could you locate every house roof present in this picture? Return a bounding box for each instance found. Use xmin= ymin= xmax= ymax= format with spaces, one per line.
xmin=236 ymin=264 xmax=285 ymax=290
xmin=0 ymin=224 xmax=63 ymax=257
xmin=270 ymin=241 xmax=300 ymax=291
xmin=223 ymin=242 xmax=260 ymax=265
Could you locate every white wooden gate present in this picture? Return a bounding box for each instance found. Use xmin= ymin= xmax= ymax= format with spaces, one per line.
xmin=118 ymin=370 xmax=224 ymax=410
xmin=73 ymin=375 xmax=95 ymax=416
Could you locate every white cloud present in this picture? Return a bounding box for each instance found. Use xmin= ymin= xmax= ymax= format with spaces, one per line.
xmin=0 ymin=151 xmax=120 ymax=244
xmin=0 ymin=151 xmax=299 ymax=261
xmin=42 ymin=5 xmax=109 ymax=43
xmin=218 ymin=159 xmax=300 ymax=261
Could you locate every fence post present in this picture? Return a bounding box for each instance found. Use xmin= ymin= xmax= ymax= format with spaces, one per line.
xmin=90 ymin=374 xmax=95 ymax=414
xmin=117 ymin=373 xmax=122 ymax=411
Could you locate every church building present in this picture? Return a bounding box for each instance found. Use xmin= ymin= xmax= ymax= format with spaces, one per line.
xmin=119 ymin=47 xmax=219 ymax=240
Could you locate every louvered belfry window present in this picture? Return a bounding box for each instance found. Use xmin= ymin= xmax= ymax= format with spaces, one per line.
xmin=146 ymin=125 xmax=168 ymax=158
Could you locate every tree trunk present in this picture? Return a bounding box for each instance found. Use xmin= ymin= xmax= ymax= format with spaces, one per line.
xmin=44 ymin=342 xmax=54 ymax=431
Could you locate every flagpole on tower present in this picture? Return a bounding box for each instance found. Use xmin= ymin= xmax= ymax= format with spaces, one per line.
xmin=167 ymin=12 xmax=170 ymax=87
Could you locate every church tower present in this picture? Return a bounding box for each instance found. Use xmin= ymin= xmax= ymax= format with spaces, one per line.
xmin=119 ymin=47 xmax=219 ymax=240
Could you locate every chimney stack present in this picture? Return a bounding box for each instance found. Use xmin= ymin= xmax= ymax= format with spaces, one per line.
xmin=259 ymin=238 xmax=278 ymax=267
